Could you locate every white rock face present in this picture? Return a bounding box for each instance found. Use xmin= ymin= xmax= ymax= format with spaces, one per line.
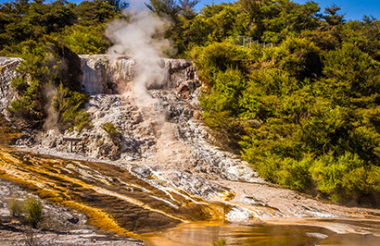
xmin=73 ymin=55 xmax=261 ymax=183
xmin=0 ymin=57 xmax=22 ymax=117
xmin=79 ymin=55 xmax=196 ymax=94
xmin=65 ymin=54 xmax=261 ymax=182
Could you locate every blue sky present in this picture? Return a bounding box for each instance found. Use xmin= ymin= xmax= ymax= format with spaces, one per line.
xmin=294 ymin=0 xmax=380 ymax=20
xmin=0 ymin=0 xmax=378 ymax=21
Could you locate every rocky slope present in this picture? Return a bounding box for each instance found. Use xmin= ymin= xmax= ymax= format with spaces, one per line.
xmin=14 ymin=55 xmax=262 ymax=188
xmin=1 ymin=55 xmax=380 ymax=245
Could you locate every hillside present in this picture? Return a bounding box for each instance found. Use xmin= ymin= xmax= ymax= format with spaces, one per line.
xmin=0 ymin=0 xmax=380 ymax=245
xmin=1 ymin=54 xmax=380 ymax=245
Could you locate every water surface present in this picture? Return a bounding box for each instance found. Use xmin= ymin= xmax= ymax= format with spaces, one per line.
xmin=143 ymin=221 xmax=380 ymax=246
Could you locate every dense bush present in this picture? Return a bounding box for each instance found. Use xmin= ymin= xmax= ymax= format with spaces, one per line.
xmin=56 ymin=24 xmax=109 ymax=54
xmin=0 ymin=0 xmax=126 ymax=131
xmin=8 ymin=36 xmax=89 ymax=131
xmin=191 ymin=4 xmax=380 ymax=204
xmin=0 ymin=0 xmax=125 ymax=55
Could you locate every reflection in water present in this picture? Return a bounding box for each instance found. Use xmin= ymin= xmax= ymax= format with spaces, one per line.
xmin=143 ymin=221 xmax=380 ymax=246
xmin=321 ymin=233 xmax=380 ymax=246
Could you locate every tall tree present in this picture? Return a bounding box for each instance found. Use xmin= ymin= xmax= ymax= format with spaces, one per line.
xmin=323 ymin=4 xmax=345 ymax=26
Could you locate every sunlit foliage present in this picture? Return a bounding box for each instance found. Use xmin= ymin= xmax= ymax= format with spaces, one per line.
xmin=187 ymin=1 xmax=380 ymax=205
xmin=0 ymin=0 xmax=126 ymax=55
xmin=8 ymin=36 xmax=89 ymax=131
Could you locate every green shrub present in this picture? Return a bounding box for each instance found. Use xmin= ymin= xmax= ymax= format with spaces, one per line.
xmin=24 ymin=196 xmax=43 ymax=228
xmin=192 ymin=41 xmax=248 ymax=86
xmin=52 ymin=84 xmax=91 ymax=131
xmin=213 ymin=238 xmax=226 ymax=246
xmin=311 ymin=152 xmax=380 ymax=202
xmin=199 ymin=68 xmax=247 ymax=147
xmin=276 ymin=155 xmax=314 ymax=191
xmin=8 ymin=196 xmax=43 ymax=228
xmin=102 ymin=122 xmax=123 ymax=145
xmin=8 ymin=197 xmax=24 ymax=217
xmin=274 ymin=37 xmax=322 ymax=80
xmin=58 ymin=24 xmax=109 ymax=54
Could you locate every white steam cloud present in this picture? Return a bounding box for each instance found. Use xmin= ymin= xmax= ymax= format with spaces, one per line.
xmin=105 ymin=9 xmax=173 ymax=107
xmin=106 ymin=10 xmax=171 ymax=59
xmin=105 ymin=7 xmax=175 ymax=140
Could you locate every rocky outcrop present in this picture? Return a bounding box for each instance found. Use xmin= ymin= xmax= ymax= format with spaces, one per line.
xmin=33 ymin=54 xmax=260 ymax=184
xmin=79 ymin=55 xmax=196 ymax=94
xmin=0 ymin=57 xmax=22 ymax=117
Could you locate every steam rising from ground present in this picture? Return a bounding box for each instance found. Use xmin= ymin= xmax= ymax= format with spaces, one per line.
xmin=105 ymin=8 xmax=175 ymax=143
xmin=106 ymin=10 xmax=171 ymax=59
xmin=105 ymin=9 xmax=172 ymax=107
xmin=43 ymin=85 xmax=59 ymax=132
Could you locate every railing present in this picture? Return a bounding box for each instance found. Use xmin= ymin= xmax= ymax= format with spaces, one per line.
xmin=233 ymin=36 xmax=277 ymax=49
xmin=63 ymin=137 xmax=82 ymax=152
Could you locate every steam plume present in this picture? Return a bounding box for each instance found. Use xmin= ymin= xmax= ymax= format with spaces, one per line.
xmin=105 ymin=8 xmax=173 ymax=107
xmin=105 ymin=6 xmax=175 ymax=139
xmin=43 ymin=85 xmax=59 ymax=132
